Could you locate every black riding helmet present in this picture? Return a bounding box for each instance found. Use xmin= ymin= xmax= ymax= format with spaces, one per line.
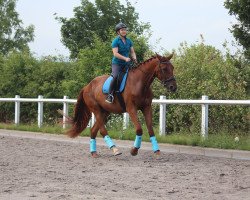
xmin=115 ymin=22 xmax=127 ymax=32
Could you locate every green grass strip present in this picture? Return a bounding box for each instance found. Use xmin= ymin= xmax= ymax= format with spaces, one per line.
xmin=0 ymin=123 xmax=249 ymax=151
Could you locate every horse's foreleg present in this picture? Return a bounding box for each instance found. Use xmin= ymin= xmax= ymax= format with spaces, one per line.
xmin=142 ymin=106 xmax=160 ymax=155
xmin=127 ymin=107 xmax=143 ymax=156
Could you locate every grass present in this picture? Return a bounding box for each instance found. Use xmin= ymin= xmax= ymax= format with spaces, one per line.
xmin=0 ymin=123 xmax=64 ymax=134
xmin=0 ymin=123 xmax=249 ymax=151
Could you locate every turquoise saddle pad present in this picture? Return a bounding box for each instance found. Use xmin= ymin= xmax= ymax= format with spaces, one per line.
xmin=102 ymin=68 xmax=129 ymax=94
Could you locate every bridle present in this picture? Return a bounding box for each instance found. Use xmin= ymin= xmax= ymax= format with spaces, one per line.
xmin=157 ymin=60 xmax=176 ymax=86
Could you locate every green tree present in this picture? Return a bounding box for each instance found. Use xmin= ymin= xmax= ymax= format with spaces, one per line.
xmin=56 ymin=0 xmax=150 ymax=58
xmin=173 ymin=42 xmax=247 ymax=132
xmin=224 ymin=0 xmax=250 ymax=59
xmin=0 ymin=0 xmax=34 ymax=55
xmin=151 ymin=41 xmax=248 ymax=133
xmin=0 ymin=51 xmax=73 ymax=123
xmin=0 ymin=51 xmax=37 ymax=122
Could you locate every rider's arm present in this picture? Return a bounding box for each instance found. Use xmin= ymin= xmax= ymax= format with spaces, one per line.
xmin=112 ymin=47 xmax=130 ymax=62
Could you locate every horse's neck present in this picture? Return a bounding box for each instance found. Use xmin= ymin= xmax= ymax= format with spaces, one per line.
xmin=132 ymin=59 xmax=158 ymax=92
xmin=142 ymin=59 xmax=158 ymax=74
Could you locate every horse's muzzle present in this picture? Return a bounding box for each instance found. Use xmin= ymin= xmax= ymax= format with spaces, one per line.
xmin=162 ymin=76 xmax=177 ymax=92
xmin=169 ymin=84 xmax=177 ymax=92
xmin=166 ymin=82 xmax=177 ymax=92
xmin=169 ymin=85 xmax=177 ymax=92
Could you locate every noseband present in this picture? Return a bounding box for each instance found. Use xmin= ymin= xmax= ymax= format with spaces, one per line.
xmin=158 ymin=60 xmax=176 ymax=86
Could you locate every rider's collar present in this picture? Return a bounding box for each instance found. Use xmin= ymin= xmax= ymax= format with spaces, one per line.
xmin=118 ymin=35 xmax=127 ymax=40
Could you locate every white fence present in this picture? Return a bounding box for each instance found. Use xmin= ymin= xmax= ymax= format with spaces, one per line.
xmin=0 ymin=95 xmax=249 ymax=138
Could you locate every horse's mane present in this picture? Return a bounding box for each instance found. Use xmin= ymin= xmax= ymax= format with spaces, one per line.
xmin=136 ymin=55 xmax=157 ymax=68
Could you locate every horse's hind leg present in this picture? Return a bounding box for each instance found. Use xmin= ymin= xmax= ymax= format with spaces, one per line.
xmin=92 ymin=110 xmax=121 ymax=156
xmin=126 ymin=107 xmax=143 ymax=156
xmin=89 ymin=112 xmax=107 ymax=158
xmin=89 ymin=122 xmax=100 ymax=158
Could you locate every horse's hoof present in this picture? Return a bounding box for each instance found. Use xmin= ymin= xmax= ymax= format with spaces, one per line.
xmin=154 ymin=150 xmax=161 ymax=158
xmin=112 ymin=147 xmax=122 ymax=156
xmin=130 ymin=147 xmax=138 ymax=156
xmin=91 ymin=152 xmax=99 ymax=158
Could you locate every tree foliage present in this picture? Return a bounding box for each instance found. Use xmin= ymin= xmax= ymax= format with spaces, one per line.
xmin=56 ymin=0 xmax=150 ymax=58
xmin=0 ymin=51 xmax=73 ymax=123
xmin=0 ymin=0 xmax=34 ymax=55
xmin=224 ymin=0 xmax=250 ymax=59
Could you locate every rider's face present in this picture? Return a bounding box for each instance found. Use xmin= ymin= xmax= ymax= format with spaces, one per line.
xmin=119 ymin=28 xmax=127 ymax=37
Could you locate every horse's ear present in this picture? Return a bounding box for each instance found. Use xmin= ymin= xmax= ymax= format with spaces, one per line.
xmin=155 ymin=52 xmax=162 ymax=60
xmin=166 ymin=53 xmax=174 ymax=60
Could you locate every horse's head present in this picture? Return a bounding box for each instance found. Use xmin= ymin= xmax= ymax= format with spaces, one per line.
xmin=155 ymin=54 xmax=177 ymax=92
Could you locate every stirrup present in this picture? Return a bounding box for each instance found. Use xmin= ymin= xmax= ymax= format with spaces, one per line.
xmin=105 ymin=94 xmax=114 ymax=104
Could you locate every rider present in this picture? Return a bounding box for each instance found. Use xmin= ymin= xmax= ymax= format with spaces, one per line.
xmin=105 ymin=22 xmax=137 ymax=104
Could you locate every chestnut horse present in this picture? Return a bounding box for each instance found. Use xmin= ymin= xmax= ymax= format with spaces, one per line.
xmin=67 ymin=54 xmax=177 ymax=157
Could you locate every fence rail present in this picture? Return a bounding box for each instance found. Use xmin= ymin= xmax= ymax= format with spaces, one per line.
xmin=0 ymin=95 xmax=249 ymax=138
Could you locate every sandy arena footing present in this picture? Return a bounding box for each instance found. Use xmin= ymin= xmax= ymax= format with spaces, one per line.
xmin=0 ymin=129 xmax=249 ymax=200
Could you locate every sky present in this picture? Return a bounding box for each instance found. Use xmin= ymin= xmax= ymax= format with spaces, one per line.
xmin=16 ymin=0 xmax=238 ymax=57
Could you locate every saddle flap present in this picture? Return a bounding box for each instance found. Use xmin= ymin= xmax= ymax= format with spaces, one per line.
xmin=102 ymin=68 xmax=129 ymax=94
xmin=102 ymin=76 xmax=113 ymax=94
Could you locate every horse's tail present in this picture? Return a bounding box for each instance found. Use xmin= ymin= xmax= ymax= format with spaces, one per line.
xmin=67 ymin=89 xmax=91 ymax=138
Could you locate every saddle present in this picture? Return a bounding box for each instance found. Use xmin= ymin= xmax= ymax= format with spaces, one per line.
xmin=102 ymin=68 xmax=129 ymax=111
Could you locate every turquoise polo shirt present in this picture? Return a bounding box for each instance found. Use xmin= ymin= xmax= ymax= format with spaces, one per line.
xmin=111 ymin=36 xmax=133 ymax=66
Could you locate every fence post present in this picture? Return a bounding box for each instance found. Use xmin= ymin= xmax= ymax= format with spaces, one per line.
xmin=159 ymin=95 xmax=166 ymax=136
xmin=15 ymin=95 xmax=20 ymax=125
xmin=201 ymin=95 xmax=209 ymax=138
xmin=63 ymin=96 xmax=69 ymax=129
xmin=38 ymin=95 xmax=43 ymax=128
xmin=123 ymin=112 xmax=129 ymax=130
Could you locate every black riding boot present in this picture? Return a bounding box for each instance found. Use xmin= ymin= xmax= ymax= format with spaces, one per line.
xmin=105 ymin=77 xmax=116 ymax=103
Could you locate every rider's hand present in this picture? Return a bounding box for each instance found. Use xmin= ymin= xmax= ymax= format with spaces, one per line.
xmin=125 ymin=57 xmax=131 ymax=62
xmin=133 ymin=59 xmax=138 ymax=64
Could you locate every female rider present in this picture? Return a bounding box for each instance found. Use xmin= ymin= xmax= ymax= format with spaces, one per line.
xmin=105 ymin=22 xmax=137 ymax=103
